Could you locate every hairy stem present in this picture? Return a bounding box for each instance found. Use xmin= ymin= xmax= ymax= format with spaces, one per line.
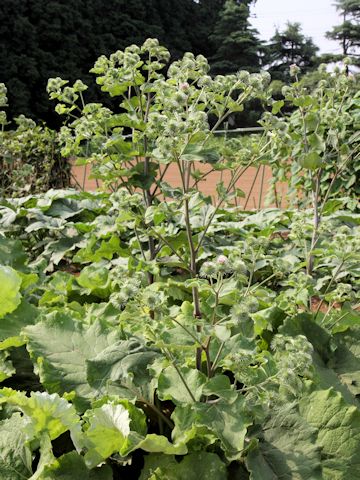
xmin=307 ymin=169 xmax=322 ymax=276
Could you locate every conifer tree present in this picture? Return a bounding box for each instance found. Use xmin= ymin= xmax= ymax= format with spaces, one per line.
xmin=210 ymin=0 xmax=261 ymax=74
xmin=0 ymin=0 xmax=225 ymax=124
xmin=264 ymin=22 xmax=319 ymax=82
xmin=326 ymin=0 xmax=360 ymax=66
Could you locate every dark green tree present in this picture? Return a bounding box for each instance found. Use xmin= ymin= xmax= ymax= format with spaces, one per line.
xmin=326 ymin=0 xmax=360 ymax=66
xmin=189 ymin=0 xmax=227 ymax=58
xmin=0 ymin=0 xmax=225 ymax=125
xmin=210 ymin=0 xmax=261 ymax=74
xmin=264 ymin=22 xmax=319 ymax=82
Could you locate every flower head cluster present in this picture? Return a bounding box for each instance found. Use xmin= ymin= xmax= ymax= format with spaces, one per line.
xmin=200 ymin=255 xmax=233 ymax=278
xmin=0 ymin=83 xmax=7 ymax=109
xmin=231 ymin=296 xmax=259 ymax=323
xmin=142 ymin=289 xmax=166 ymax=310
xmin=272 ymin=334 xmax=313 ymax=374
xmin=110 ymin=278 xmax=141 ymax=308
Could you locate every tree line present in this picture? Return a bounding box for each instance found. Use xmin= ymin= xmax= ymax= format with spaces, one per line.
xmin=0 ymin=0 xmax=358 ymax=125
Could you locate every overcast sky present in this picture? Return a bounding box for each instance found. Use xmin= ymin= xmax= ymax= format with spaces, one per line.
xmin=250 ymin=0 xmax=342 ymax=54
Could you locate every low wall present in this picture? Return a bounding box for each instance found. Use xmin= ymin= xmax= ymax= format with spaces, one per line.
xmin=71 ymin=161 xmax=287 ymax=209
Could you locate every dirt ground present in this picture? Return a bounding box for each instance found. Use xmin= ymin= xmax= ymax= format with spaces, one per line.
xmin=71 ymin=162 xmax=288 ymax=209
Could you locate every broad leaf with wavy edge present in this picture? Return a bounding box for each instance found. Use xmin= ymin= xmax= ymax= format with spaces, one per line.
xmin=24 ymin=312 xmax=123 ymax=411
xmin=0 ymin=413 xmax=33 ymax=480
xmin=139 ymin=452 xmax=227 ymax=480
xmin=0 ymin=265 xmax=22 ymax=318
xmin=247 ymin=388 xmax=360 ymax=479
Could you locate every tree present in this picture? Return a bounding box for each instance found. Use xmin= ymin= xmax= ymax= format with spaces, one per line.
xmin=264 ymin=22 xmax=319 ymax=82
xmin=0 ymin=0 xmax=225 ymax=125
xmin=326 ymin=0 xmax=360 ymax=66
xmin=210 ymin=0 xmax=261 ymax=74
xmin=188 ymin=0 xmax=227 ymax=59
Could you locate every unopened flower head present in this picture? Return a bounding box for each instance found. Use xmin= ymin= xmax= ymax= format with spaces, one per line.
xmin=217 ymin=255 xmax=228 ymax=265
xmin=290 ymin=64 xmax=300 ymax=77
xmin=200 ymin=261 xmax=217 ymax=278
xmin=179 ymin=82 xmax=190 ymax=91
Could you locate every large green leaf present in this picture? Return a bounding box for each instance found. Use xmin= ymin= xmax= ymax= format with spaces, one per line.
xmin=0 ymin=351 xmax=15 ymax=382
xmin=279 ymin=316 xmax=360 ymax=405
xmin=301 ymin=389 xmax=360 ymax=479
xmin=77 ymin=400 xmax=185 ymax=468
xmin=41 ymin=235 xmax=83 ymax=267
xmin=0 ymin=266 xmax=22 ymax=318
xmin=0 ymin=413 xmax=33 ymax=480
xmin=251 ymin=306 xmax=286 ymax=336
xmin=44 ymin=197 xmax=100 ymax=219
xmin=29 ymin=434 xmax=56 ymax=480
xmin=329 ymin=328 xmax=360 ymax=398
xmin=76 ymin=264 xmax=110 ymax=298
xmin=181 ymin=144 xmax=220 ymax=164
xmin=139 ymin=452 xmax=227 ymax=480
xmin=157 ymin=366 xmax=206 ymax=404
xmin=0 ymin=237 xmax=28 ymax=270
xmin=172 ymin=396 xmax=252 ymax=460
xmin=299 ymin=151 xmax=323 ymax=170
xmin=135 ymin=433 xmax=187 ymax=456
xmin=39 ymin=271 xmax=75 ymax=307
xmin=38 ymin=451 xmax=112 ymax=479
xmin=0 ymin=299 xmax=38 ymax=350
xmin=246 ymin=401 xmax=322 ymax=479
xmin=24 ymin=313 xmax=123 ymax=410
xmin=80 ymin=402 xmax=132 ymax=468
xmin=247 ymin=388 xmax=360 ymax=479
xmin=0 ymin=389 xmax=80 ymax=442
xmin=29 ymin=431 xmax=112 ymax=480
xmin=73 ymin=235 xmax=124 ymax=263
xmin=86 ymin=337 xmax=161 ymax=400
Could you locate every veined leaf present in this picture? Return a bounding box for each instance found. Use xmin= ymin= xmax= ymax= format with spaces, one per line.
xmin=0 ymin=389 xmax=80 ymax=442
xmin=0 ymin=413 xmax=33 ymax=480
xmin=301 ymin=389 xmax=360 ymax=479
xmin=0 ymin=266 xmax=22 ymax=318
xmin=247 ymin=406 xmax=322 ymax=480
xmin=76 ymin=264 xmax=110 ymax=297
xmin=181 ymin=143 xmax=220 ymax=164
xmin=0 ymin=299 xmax=38 ymax=350
xmin=77 ymin=400 xmax=185 ymax=468
xmin=81 ymin=402 xmax=131 ymax=467
xmin=247 ymin=388 xmax=360 ymax=479
xmin=0 ymin=237 xmax=28 ymax=270
xmin=280 ymin=316 xmax=360 ymax=405
xmin=172 ymin=396 xmax=252 ymax=460
xmin=157 ymin=366 xmax=206 ymax=404
xmin=0 ymin=351 xmax=15 ymax=382
xmin=24 ymin=313 xmax=123 ymax=410
xmin=299 ymin=151 xmax=323 ymax=170
xmin=139 ymin=452 xmax=227 ymax=480
xmin=329 ymin=328 xmax=360 ymax=398
xmin=86 ymin=338 xmax=161 ymax=400
xmin=36 ymin=451 xmax=112 ymax=479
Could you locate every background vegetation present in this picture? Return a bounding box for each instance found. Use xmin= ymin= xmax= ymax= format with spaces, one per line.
xmin=1 ymin=0 xmax=359 ymax=126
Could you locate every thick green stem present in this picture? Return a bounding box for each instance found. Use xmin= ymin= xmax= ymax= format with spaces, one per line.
xmin=181 ymin=158 xmax=203 ymax=370
xmin=307 ymin=169 xmax=322 ymax=276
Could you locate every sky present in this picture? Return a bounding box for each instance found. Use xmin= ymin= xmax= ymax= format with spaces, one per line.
xmin=250 ymin=0 xmax=342 ymax=54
